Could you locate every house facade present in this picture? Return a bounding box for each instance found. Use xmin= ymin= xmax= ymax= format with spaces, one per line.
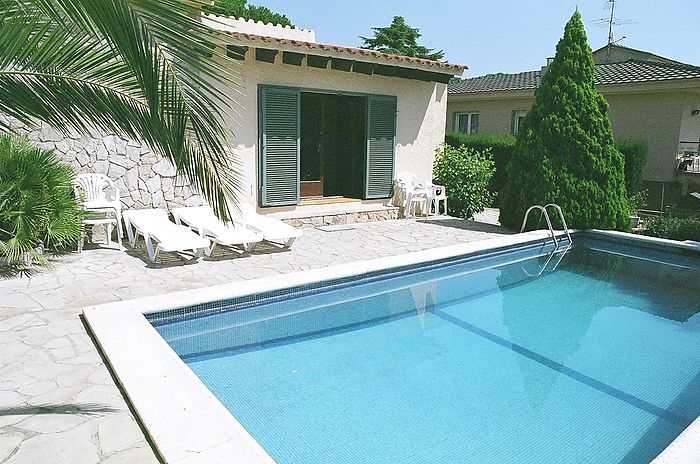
xmin=446 ymin=44 xmax=700 ymax=210
xmin=208 ymin=16 xmax=465 ymax=211
xmin=9 ymin=16 xmax=464 ymax=218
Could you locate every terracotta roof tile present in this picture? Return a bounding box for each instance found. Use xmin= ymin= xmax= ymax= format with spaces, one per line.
xmin=226 ymin=31 xmax=466 ymax=72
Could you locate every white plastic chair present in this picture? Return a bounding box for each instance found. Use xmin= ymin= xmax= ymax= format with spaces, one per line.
xmin=430 ymin=184 xmax=448 ymax=216
xmin=395 ymin=172 xmax=433 ymax=219
xmin=122 ymin=209 xmax=211 ymax=263
xmin=172 ymin=206 xmax=263 ymax=255
xmin=73 ymin=173 xmax=123 ymax=251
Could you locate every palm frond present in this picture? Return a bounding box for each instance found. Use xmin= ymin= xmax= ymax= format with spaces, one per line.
xmin=0 ymin=0 xmax=242 ymax=219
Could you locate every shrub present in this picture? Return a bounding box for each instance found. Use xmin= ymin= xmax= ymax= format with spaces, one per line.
xmin=0 ymin=136 xmax=83 ymax=275
xmin=445 ymin=132 xmax=516 ymax=199
xmin=616 ymin=139 xmax=648 ymax=194
xmin=433 ymin=144 xmax=495 ymax=219
xmin=642 ymin=216 xmax=700 ymax=242
xmin=205 ymin=0 xmax=293 ymax=26
xmin=499 ymin=12 xmax=629 ymax=231
xmin=627 ymin=189 xmax=648 ymax=215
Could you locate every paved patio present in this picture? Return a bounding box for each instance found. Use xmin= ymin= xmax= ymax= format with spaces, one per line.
xmin=0 ymin=212 xmax=508 ymax=464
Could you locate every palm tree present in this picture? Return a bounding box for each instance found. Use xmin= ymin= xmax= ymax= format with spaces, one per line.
xmin=0 ymin=0 xmax=239 ymax=218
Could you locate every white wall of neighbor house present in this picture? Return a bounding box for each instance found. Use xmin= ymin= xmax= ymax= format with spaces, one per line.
xmin=217 ymin=48 xmax=449 ymax=208
xmin=446 ymin=96 xmax=534 ymax=135
xmin=604 ymin=91 xmax=686 ymax=182
xmin=446 ymin=89 xmax=698 ymax=183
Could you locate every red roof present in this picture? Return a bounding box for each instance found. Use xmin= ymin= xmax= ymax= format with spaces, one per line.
xmin=225 ymin=31 xmax=466 ymax=73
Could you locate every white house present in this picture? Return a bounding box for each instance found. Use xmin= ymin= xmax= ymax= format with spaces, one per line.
xmin=206 ymin=16 xmax=465 ymax=215
xmin=14 ymin=15 xmax=465 ymax=224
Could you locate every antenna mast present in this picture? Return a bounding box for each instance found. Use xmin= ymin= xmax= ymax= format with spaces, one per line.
xmin=607 ymin=0 xmax=616 ymax=46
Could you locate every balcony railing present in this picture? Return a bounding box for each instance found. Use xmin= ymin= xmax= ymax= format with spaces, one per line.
xmin=676 ymin=151 xmax=700 ymax=174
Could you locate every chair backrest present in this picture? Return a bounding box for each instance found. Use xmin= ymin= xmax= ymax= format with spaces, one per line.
xmin=73 ymin=173 xmax=119 ymax=203
xmin=123 ymin=208 xmax=169 ymax=229
xmin=395 ymin=172 xmax=429 ymax=191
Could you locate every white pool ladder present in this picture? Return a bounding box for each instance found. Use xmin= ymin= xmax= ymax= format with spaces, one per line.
xmin=520 ymin=204 xmax=573 ymax=276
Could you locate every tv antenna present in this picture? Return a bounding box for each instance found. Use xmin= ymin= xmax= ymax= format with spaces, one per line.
xmin=590 ymin=0 xmax=636 ymax=60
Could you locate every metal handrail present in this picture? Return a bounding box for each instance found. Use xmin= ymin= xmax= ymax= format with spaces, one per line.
xmin=520 ymin=205 xmax=558 ymax=247
xmin=543 ymin=203 xmax=573 ymax=247
xmin=520 ymin=203 xmax=573 ymax=276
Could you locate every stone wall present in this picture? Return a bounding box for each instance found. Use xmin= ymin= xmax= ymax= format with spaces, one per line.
xmin=5 ymin=119 xmax=203 ymax=210
xmin=282 ymin=207 xmax=399 ymax=228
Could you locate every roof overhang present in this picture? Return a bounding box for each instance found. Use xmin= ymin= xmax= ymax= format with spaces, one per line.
xmin=223 ymin=31 xmax=466 ymax=84
xmin=448 ymin=88 xmax=536 ymax=101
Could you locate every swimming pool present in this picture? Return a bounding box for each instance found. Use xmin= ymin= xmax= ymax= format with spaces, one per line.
xmin=147 ymin=234 xmax=700 ymax=464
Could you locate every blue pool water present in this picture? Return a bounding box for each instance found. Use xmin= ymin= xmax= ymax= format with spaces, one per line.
xmin=151 ymin=238 xmax=700 ymax=464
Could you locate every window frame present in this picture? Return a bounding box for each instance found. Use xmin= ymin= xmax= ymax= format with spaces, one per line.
xmin=512 ymin=110 xmax=528 ymax=135
xmin=454 ymin=112 xmax=479 ymax=135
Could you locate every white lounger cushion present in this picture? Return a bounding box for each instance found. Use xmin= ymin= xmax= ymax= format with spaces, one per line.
xmin=171 ymin=206 xmax=263 ymax=253
xmin=232 ymin=204 xmax=303 ymax=247
xmin=122 ymin=209 xmax=210 ymax=262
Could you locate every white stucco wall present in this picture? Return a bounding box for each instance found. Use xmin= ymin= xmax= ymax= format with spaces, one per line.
xmin=218 ymin=49 xmax=448 ymax=208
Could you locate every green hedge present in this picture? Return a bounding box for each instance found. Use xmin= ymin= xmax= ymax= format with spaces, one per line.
xmin=433 ymin=144 xmax=495 ymax=219
xmin=445 ymin=132 xmax=648 ymax=200
xmin=641 ymin=216 xmax=700 ymax=242
xmin=444 ymin=132 xmax=515 ymax=200
xmin=616 ymin=139 xmax=648 ymax=194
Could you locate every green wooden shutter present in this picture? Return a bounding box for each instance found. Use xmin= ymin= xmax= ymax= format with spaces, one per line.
xmin=365 ymin=95 xmax=397 ymax=199
xmin=259 ymin=87 xmax=300 ymax=206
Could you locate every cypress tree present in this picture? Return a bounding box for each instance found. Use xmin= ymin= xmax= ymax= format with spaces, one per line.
xmin=499 ymin=11 xmax=629 ymax=231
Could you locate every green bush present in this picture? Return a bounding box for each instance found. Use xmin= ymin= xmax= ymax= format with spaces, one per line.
xmin=616 ymin=139 xmax=648 ymax=194
xmin=433 ymin=144 xmax=495 ymax=219
xmin=499 ymin=12 xmax=629 ymax=231
xmin=0 ymin=136 xmax=83 ymax=275
xmin=205 ymin=0 xmax=293 ymax=26
xmin=445 ymin=132 xmax=516 ymax=199
xmin=642 ymin=216 xmax=700 ymax=242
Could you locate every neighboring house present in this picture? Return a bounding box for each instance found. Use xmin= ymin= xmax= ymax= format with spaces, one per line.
xmin=205 ymin=16 xmax=465 ymax=211
xmin=447 ymin=44 xmax=700 ymax=210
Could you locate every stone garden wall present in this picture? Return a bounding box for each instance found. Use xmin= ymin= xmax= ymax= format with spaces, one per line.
xmin=5 ymin=118 xmax=204 ymax=210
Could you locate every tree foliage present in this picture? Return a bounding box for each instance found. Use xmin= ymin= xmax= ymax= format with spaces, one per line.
xmin=360 ymin=16 xmax=444 ymax=61
xmin=499 ymin=11 xmax=629 ymax=231
xmin=0 ymin=0 xmax=242 ymax=220
xmin=0 ymin=136 xmax=83 ymax=276
xmin=643 ymin=216 xmax=700 ymax=242
xmin=445 ymin=132 xmax=516 ymax=201
xmin=615 ymin=139 xmax=648 ymax=194
xmin=433 ymin=144 xmax=495 ymax=219
xmin=207 ymin=0 xmax=293 ymax=26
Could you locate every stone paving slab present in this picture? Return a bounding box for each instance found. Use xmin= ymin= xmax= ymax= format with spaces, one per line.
xmin=0 ymin=216 xmax=510 ymax=463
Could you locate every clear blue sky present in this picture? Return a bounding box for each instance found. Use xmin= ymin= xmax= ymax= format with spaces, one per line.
xmin=259 ymin=0 xmax=700 ymax=77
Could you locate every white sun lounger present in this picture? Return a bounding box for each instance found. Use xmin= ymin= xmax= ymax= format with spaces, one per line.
xmin=122 ymin=209 xmax=211 ymax=263
xmin=232 ymin=204 xmax=303 ymax=248
xmin=171 ymin=206 xmax=263 ymax=254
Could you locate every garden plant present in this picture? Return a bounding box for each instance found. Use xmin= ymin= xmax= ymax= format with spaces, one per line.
xmin=433 ymin=144 xmax=495 ymax=219
xmin=499 ymin=11 xmax=629 ymax=231
xmin=0 ymin=0 xmax=241 ymax=219
xmin=0 ymin=136 xmax=83 ymax=276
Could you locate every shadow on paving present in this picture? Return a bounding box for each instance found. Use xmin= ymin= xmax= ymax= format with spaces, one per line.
xmin=421 ymin=217 xmax=514 ymax=235
xmin=0 ymin=403 xmax=118 ymax=416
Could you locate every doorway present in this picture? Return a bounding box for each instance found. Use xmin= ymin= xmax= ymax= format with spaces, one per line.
xmin=300 ymin=92 xmax=366 ymax=199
